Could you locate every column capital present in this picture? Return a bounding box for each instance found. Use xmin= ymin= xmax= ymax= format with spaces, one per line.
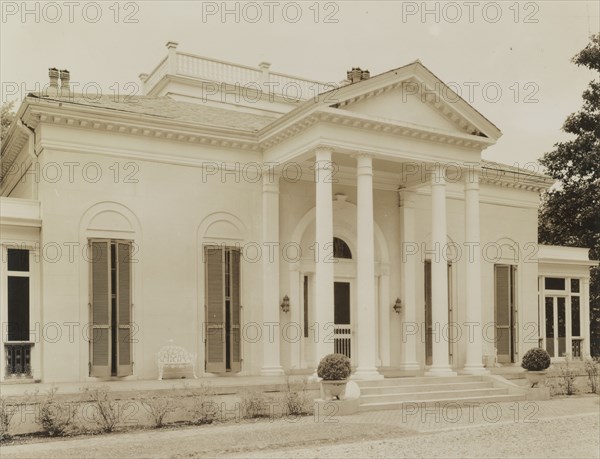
xmin=464 ymin=167 xmax=480 ymax=191
xmin=314 ymin=146 xmax=333 ymax=162
xmin=354 ymin=152 xmax=373 ymax=176
xmin=351 ymin=151 xmax=374 ymax=160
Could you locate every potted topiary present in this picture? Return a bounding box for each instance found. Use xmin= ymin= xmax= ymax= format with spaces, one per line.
xmin=317 ymin=353 xmax=352 ymax=400
xmin=521 ymin=347 xmax=551 ymax=387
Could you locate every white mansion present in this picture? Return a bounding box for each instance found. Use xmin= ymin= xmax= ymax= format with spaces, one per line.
xmin=0 ymin=42 xmax=596 ymax=383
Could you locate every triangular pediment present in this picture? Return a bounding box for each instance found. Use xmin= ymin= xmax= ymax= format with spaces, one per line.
xmin=335 ymin=83 xmax=478 ymax=135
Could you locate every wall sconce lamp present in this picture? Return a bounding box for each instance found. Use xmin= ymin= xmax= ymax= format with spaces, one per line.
xmin=280 ymin=295 xmax=290 ymax=313
xmin=393 ymin=298 xmax=402 ymax=314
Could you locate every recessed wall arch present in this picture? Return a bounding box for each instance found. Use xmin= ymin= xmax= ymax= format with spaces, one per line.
xmin=78 ymin=201 xmax=142 ymax=382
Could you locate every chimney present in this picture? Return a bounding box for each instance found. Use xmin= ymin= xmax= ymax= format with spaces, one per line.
xmin=48 ymin=67 xmax=59 ymax=97
xmin=60 ymin=69 xmax=70 ymax=97
xmin=346 ymin=67 xmax=370 ymax=84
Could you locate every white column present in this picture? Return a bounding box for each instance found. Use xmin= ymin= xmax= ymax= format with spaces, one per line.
xmin=353 ymin=153 xmax=383 ymax=379
xmin=425 ymin=166 xmax=456 ymax=376
xmin=399 ymin=190 xmax=420 ymax=371
xmin=462 ymin=171 xmax=488 ymax=374
xmin=314 ymin=147 xmax=335 ymax=367
xmin=261 ymin=173 xmax=284 ymax=375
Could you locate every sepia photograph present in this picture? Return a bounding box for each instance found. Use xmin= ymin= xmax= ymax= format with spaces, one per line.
xmin=0 ymin=1 xmax=599 ymax=457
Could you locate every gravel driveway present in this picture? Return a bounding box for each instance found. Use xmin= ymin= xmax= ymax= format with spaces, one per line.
xmin=1 ymin=397 xmax=598 ymax=458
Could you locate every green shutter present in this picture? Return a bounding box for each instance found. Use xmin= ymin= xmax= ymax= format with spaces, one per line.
xmin=90 ymin=240 xmax=111 ymax=377
xmin=205 ymin=246 xmax=226 ymax=373
xmin=116 ymin=242 xmax=133 ymax=376
xmin=230 ymin=249 xmax=241 ymax=373
xmin=495 ymin=265 xmax=511 ymax=363
xmin=424 ymin=261 xmax=432 ymax=366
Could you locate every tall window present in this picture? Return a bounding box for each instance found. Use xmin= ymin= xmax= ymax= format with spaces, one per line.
xmin=7 ymin=249 xmax=30 ymax=341
xmin=5 ymin=248 xmax=33 ymax=378
xmin=89 ymin=240 xmax=133 ymax=377
xmin=205 ymin=245 xmax=241 ymax=373
xmin=540 ymin=276 xmax=583 ymax=358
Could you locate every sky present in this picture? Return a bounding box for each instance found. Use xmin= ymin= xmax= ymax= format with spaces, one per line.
xmin=1 ymin=0 xmax=598 ymax=167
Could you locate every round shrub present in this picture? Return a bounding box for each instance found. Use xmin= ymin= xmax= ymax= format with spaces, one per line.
xmin=521 ymin=347 xmax=551 ymax=371
xmin=317 ymin=353 xmax=351 ymax=380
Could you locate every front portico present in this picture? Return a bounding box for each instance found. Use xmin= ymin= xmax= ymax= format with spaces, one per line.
xmin=257 ymin=64 xmax=502 ymax=379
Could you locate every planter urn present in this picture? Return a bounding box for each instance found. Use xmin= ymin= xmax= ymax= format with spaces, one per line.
xmin=320 ymin=380 xmax=348 ymax=400
xmin=525 ymin=370 xmax=547 ymax=388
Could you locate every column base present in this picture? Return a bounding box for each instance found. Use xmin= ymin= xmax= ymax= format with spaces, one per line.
xmin=397 ymin=361 xmax=421 ymax=371
xmin=460 ymin=364 xmax=490 ymax=375
xmin=424 ymin=366 xmax=457 ymax=377
xmin=351 ymin=367 xmax=384 ymax=380
xmin=260 ymin=366 xmax=285 ymax=376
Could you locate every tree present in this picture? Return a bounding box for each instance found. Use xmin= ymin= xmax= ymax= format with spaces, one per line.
xmin=539 ymin=34 xmax=600 ymax=356
xmin=1 ymin=100 xmax=16 ymax=143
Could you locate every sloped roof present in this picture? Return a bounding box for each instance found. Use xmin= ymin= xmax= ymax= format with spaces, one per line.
xmin=27 ymin=93 xmax=278 ymax=132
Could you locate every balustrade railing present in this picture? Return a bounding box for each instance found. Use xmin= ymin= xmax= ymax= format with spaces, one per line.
xmin=143 ymin=51 xmax=331 ymax=100
xmin=5 ymin=342 xmax=33 ymax=378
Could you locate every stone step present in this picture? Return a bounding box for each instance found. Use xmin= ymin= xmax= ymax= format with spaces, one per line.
xmin=358 ymin=393 xmax=527 ymax=412
xmin=360 ymin=381 xmax=492 ymax=395
xmin=357 ymin=375 xmax=483 ymax=388
xmin=360 ymin=387 xmax=507 ymax=404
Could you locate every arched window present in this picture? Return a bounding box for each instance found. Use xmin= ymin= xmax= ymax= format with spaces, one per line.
xmin=333 ymin=237 xmax=352 ymax=259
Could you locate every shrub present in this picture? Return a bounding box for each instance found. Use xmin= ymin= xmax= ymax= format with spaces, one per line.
xmin=521 ymin=348 xmax=551 ymax=371
xmin=584 ymin=357 xmax=600 ymax=394
xmin=556 ymin=357 xmax=577 ymax=395
xmin=82 ymin=386 xmax=121 ymax=432
xmin=317 ymin=354 xmax=351 ymax=380
xmin=0 ymin=397 xmax=18 ymax=442
xmin=283 ymin=375 xmax=312 ymax=416
xmin=240 ymin=389 xmax=271 ymax=419
xmin=187 ymin=383 xmax=219 ymax=425
xmin=140 ymin=395 xmax=175 ymax=428
xmin=36 ymin=387 xmax=78 ymax=436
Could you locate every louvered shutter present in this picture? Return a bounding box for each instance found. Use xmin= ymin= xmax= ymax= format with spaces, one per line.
xmin=90 ymin=240 xmax=111 ymax=377
xmin=230 ymin=249 xmax=241 ymax=372
xmin=424 ymin=261 xmax=432 ymax=366
xmin=205 ymin=246 xmax=226 ymax=373
xmin=495 ymin=265 xmax=511 ymax=363
xmin=116 ymin=242 xmax=133 ymax=376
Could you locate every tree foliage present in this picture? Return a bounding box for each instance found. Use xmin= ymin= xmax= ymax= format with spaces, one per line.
xmin=539 ymin=34 xmax=600 ymax=356
xmin=1 ymin=100 xmax=16 ymax=143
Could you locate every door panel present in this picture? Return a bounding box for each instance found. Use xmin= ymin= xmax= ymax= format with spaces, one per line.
xmin=424 ymin=261 xmax=452 ymax=366
xmin=494 ymin=265 xmax=516 ymax=363
xmin=205 ymin=246 xmax=226 ymax=373
xmin=333 ymin=282 xmax=351 ymax=359
xmin=90 ymin=240 xmax=111 ymax=377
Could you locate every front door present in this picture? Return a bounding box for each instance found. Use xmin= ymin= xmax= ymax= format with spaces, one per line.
xmin=333 ymin=281 xmax=351 ymax=359
xmin=424 ymin=261 xmax=453 ymax=366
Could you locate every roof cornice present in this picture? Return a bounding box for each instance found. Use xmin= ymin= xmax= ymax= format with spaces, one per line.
xmin=259 ymin=107 xmax=495 ymax=151
xmin=21 ymin=100 xmax=263 ymax=152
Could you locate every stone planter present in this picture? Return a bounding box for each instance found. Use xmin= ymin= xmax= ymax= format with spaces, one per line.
xmin=524 ymin=370 xmax=547 ymax=388
xmin=320 ymin=380 xmax=348 ymax=400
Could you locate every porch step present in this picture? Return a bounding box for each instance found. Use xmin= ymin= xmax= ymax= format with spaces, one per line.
xmin=358 ymin=393 xmax=527 ymax=412
xmin=360 ymin=387 xmax=509 ymax=404
xmin=360 ymin=381 xmax=491 ymax=395
xmin=357 ymin=376 xmax=526 ymax=412
xmin=357 ymin=375 xmax=483 ymax=388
